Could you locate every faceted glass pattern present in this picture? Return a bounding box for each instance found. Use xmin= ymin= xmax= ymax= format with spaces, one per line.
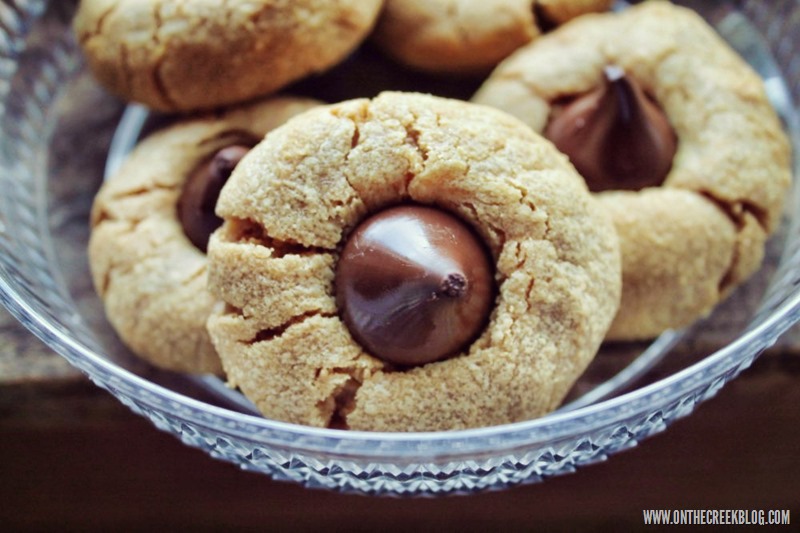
xmin=1 ymin=0 xmax=799 ymax=494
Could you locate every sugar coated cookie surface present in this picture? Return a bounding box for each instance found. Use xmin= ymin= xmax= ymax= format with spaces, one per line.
xmin=206 ymin=92 xmax=621 ymax=431
xmin=473 ymin=2 xmax=792 ymax=340
xmin=373 ymin=0 xmax=613 ymax=74
xmin=89 ymin=96 xmax=320 ymax=374
xmin=73 ymin=0 xmax=382 ymax=112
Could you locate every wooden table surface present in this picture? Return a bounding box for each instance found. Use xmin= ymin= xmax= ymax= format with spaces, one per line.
xmin=2 ymin=17 xmax=799 ymax=528
xmin=2 ymin=303 xmax=799 ymax=530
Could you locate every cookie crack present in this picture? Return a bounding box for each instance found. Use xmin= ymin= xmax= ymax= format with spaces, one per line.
xmin=524 ymin=271 xmax=537 ymax=311
xmin=91 ymin=209 xmax=147 ymax=232
xmin=461 ymin=200 xmax=506 ymax=258
xmin=242 ymin=309 xmax=367 ymax=429
xmin=82 ymin=1 xmax=121 ymax=46
xmin=542 ymin=212 xmax=553 ymax=244
xmin=506 ymin=179 xmax=540 ymax=214
xmin=699 ymin=190 xmax=770 ymax=234
xmin=150 ymin=4 xmax=178 ymax=110
xmin=334 ymin=110 xmax=371 ymax=214
xmin=395 ymin=115 xmax=427 ymax=202
xmin=98 ymin=264 xmax=112 ymax=297
xmin=696 ymin=191 xmax=767 ymax=294
xmin=349 ymin=121 xmax=360 ymax=150
xmin=404 ymin=115 xmax=429 ymax=163
xmin=511 ymin=240 xmax=526 ymax=270
xmin=225 ymin=217 xmax=334 ymax=256
xmin=318 ymin=369 xmax=365 ymax=430
xmin=341 ymin=118 xmax=364 ymax=186
xmin=92 ymin=207 xmax=114 ymax=227
xmin=183 ymin=263 xmax=207 ymax=285
xmin=248 ymin=310 xmax=336 ymax=345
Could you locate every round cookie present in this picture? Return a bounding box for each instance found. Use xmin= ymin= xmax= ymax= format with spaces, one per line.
xmin=88 ymin=96 xmax=320 ymax=374
xmin=205 ymin=91 xmax=622 ymax=432
xmin=371 ymin=0 xmax=613 ymax=74
xmin=472 ymin=2 xmax=792 ymax=340
xmin=73 ymin=0 xmax=382 ymax=112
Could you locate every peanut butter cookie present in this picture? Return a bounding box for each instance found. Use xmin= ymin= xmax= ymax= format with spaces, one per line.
xmin=88 ymin=96 xmax=319 ymax=374
xmin=473 ymin=2 xmax=792 ymax=340
xmin=206 ymin=92 xmax=621 ymax=431
xmin=73 ymin=0 xmax=382 ymax=112
xmin=372 ymin=0 xmax=613 ymax=74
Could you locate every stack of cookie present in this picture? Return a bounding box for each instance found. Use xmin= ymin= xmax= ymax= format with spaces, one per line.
xmin=82 ymin=1 xmax=791 ymax=431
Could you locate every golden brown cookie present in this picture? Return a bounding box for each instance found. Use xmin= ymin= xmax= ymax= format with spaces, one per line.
xmin=472 ymin=2 xmax=792 ymax=340
xmin=537 ymin=0 xmax=614 ymax=25
xmin=73 ymin=0 xmax=382 ymax=112
xmin=88 ymin=96 xmax=320 ymax=374
xmin=205 ymin=92 xmax=621 ymax=431
xmin=371 ymin=0 xmax=613 ymax=74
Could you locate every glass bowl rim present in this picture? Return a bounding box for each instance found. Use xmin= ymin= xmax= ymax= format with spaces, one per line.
xmin=3 ymin=264 xmax=800 ymax=457
xmin=1 ymin=0 xmax=800 ymax=464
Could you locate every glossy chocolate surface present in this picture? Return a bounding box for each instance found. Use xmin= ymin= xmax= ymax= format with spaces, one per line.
xmin=178 ymin=144 xmax=251 ymax=252
xmin=544 ymin=65 xmax=677 ymax=192
xmin=335 ymin=205 xmax=495 ymax=367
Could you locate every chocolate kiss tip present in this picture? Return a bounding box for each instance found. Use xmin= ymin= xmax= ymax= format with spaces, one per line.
xmin=603 ymin=64 xmax=625 ymax=82
xmin=440 ymin=273 xmax=467 ymax=298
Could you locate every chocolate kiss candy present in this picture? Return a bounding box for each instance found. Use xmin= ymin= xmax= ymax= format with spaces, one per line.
xmin=335 ymin=205 xmax=495 ymax=367
xmin=544 ymin=65 xmax=677 ymax=192
xmin=178 ymin=145 xmax=251 ymax=252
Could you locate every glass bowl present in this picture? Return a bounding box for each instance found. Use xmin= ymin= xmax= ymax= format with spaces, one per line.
xmin=1 ymin=0 xmax=799 ymax=495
